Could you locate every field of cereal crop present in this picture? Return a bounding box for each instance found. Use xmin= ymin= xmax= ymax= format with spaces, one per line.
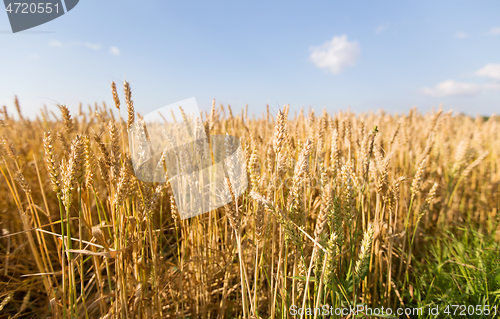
xmin=0 ymin=82 xmax=499 ymax=318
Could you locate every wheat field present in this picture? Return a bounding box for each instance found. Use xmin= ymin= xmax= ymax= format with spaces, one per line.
xmin=0 ymin=81 xmax=499 ymax=318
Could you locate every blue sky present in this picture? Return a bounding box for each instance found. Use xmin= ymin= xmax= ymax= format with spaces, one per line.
xmin=1 ymin=0 xmax=499 ymax=119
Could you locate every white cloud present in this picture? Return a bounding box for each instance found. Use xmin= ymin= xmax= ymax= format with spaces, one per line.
xmin=488 ymin=27 xmax=500 ymax=36
xmin=310 ymin=35 xmax=360 ymax=74
xmin=84 ymin=42 xmax=102 ymax=50
xmin=454 ymin=31 xmax=467 ymax=39
xmin=49 ymin=39 xmax=62 ymax=47
xmin=375 ymin=23 xmax=389 ymax=34
xmin=110 ymin=46 xmax=121 ymax=56
xmin=420 ymin=80 xmax=482 ymax=97
xmin=475 ymin=64 xmax=500 ymax=81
